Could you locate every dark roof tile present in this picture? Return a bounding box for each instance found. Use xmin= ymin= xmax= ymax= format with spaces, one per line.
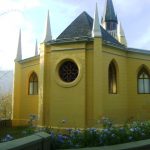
xmin=57 ymin=12 xmax=92 ymax=39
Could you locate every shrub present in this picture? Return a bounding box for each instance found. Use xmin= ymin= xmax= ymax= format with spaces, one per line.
xmin=48 ymin=120 xmax=150 ymax=149
xmin=2 ymin=119 xmax=150 ymax=149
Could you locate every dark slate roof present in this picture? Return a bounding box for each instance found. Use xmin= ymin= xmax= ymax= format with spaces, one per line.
xmin=127 ymin=48 xmax=150 ymax=54
xmin=57 ymin=12 xmax=92 ymax=39
xmin=104 ymin=0 xmax=118 ymax=22
xmin=57 ymin=11 xmax=122 ymax=47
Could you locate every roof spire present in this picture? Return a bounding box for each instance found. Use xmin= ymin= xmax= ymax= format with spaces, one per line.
xmin=119 ymin=22 xmax=125 ymax=37
xmin=103 ymin=0 xmax=117 ymax=22
xmin=92 ymin=3 xmax=101 ymax=37
xmin=118 ymin=22 xmax=127 ymax=46
xmin=35 ymin=40 xmax=38 ymax=56
xmin=15 ymin=29 xmax=22 ymax=61
xmin=44 ymin=10 xmax=52 ymax=42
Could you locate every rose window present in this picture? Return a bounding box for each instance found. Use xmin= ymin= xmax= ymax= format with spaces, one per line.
xmin=59 ymin=61 xmax=79 ymax=82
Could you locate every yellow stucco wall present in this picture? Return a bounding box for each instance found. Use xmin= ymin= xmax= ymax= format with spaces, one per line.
xmin=12 ymin=37 xmax=150 ymax=127
xmin=45 ymin=43 xmax=86 ymax=128
xmin=127 ymin=52 xmax=150 ymax=121
xmin=12 ymin=56 xmax=39 ymax=126
xmin=102 ymin=46 xmax=128 ymax=124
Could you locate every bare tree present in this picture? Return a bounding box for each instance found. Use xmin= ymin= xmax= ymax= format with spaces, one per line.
xmin=0 ymin=71 xmax=12 ymax=119
xmin=0 ymin=94 xmax=12 ymax=119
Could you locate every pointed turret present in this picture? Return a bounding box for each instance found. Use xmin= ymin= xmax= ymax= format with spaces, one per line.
xmin=35 ymin=40 xmax=38 ymax=56
xmin=101 ymin=0 xmax=118 ymax=39
xmin=15 ymin=29 xmax=22 ymax=61
xmin=44 ymin=10 xmax=52 ymax=42
xmin=92 ymin=3 xmax=101 ymax=38
xmin=118 ymin=22 xmax=127 ymax=46
xmin=104 ymin=0 xmax=117 ymax=23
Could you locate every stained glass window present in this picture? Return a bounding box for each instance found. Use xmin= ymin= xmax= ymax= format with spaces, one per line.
xmin=59 ymin=61 xmax=78 ymax=82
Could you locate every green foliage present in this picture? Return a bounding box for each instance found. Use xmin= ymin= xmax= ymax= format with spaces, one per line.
xmin=0 ymin=125 xmax=38 ymax=143
xmin=100 ymin=117 xmax=113 ymax=128
xmin=48 ymin=120 xmax=150 ymax=149
xmin=1 ymin=119 xmax=150 ymax=149
xmin=28 ymin=114 xmax=38 ymax=127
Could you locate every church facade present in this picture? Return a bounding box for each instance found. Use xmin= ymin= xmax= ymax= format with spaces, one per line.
xmin=12 ymin=0 xmax=150 ymax=128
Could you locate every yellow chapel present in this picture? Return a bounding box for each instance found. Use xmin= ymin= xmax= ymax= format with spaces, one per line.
xmin=12 ymin=0 xmax=150 ymax=128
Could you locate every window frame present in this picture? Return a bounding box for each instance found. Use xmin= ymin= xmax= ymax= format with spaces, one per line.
xmin=28 ymin=72 xmax=38 ymax=95
xmin=59 ymin=60 xmax=79 ymax=83
xmin=108 ymin=61 xmax=118 ymax=94
xmin=137 ymin=67 xmax=150 ymax=94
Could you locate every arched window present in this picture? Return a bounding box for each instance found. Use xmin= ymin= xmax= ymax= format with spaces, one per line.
xmin=108 ymin=61 xmax=117 ymax=94
xmin=138 ymin=67 xmax=150 ymax=94
xmin=29 ymin=72 xmax=38 ymax=95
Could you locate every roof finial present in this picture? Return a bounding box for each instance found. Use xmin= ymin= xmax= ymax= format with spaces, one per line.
xmin=92 ymin=3 xmax=101 ymax=37
xmin=44 ymin=10 xmax=52 ymax=42
xmin=35 ymin=40 xmax=38 ymax=56
xmin=15 ymin=29 xmax=22 ymax=61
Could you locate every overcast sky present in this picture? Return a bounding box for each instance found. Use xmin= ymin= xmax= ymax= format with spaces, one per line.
xmin=0 ymin=0 xmax=150 ymax=70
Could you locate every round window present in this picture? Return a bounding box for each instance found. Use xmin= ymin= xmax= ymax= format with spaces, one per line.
xmin=59 ymin=60 xmax=79 ymax=82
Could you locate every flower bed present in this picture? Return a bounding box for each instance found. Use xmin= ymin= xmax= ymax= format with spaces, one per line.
xmin=48 ymin=120 xmax=150 ymax=149
xmin=1 ymin=119 xmax=150 ymax=149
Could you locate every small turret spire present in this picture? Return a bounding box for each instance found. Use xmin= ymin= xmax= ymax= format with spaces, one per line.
xmin=118 ymin=22 xmax=127 ymax=46
xmin=44 ymin=10 xmax=52 ymax=42
xmin=15 ymin=29 xmax=22 ymax=61
xmin=119 ymin=23 xmax=125 ymax=37
xmin=92 ymin=3 xmax=101 ymax=37
xmin=35 ymin=40 xmax=38 ymax=56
